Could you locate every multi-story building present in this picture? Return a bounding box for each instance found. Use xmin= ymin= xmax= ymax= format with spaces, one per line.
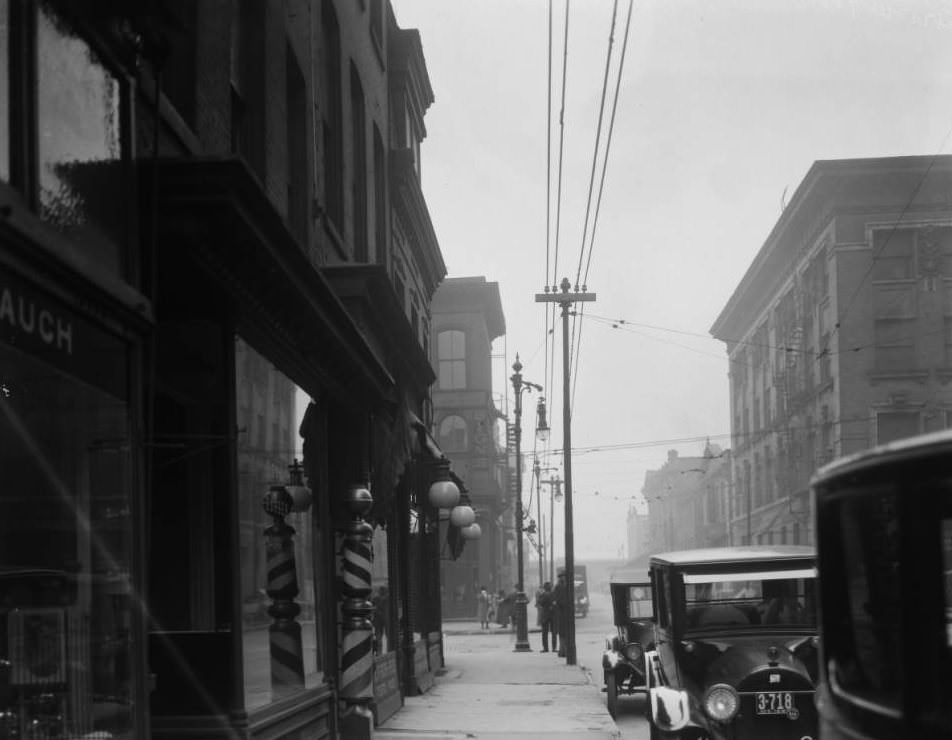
xmin=0 ymin=2 xmax=451 ymax=737
xmin=639 ymin=445 xmax=731 ymax=555
xmin=430 ymin=276 xmax=508 ymax=618
xmin=711 ymin=155 xmax=952 ymax=546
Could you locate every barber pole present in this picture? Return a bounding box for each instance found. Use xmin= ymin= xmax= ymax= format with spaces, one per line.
xmin=339 ymin=484 xmax=375 ymax=735
xmin=262 ymin=485 xmax=305 ymax=690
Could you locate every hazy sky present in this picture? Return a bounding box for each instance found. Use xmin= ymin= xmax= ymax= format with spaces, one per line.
xmin=394 ymin=0 xmax=952 ymax=561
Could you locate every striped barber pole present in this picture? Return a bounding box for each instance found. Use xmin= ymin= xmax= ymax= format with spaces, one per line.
xmin=263 ymin=485 xmax=305 ymax=689
xmin=339 ymin=485 xmax=375 ymax=705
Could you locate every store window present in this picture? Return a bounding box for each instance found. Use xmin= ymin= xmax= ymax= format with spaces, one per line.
xmin=235 ymin=337 xmax=322 ymax=709
xmin=0 ymin=283 xmax=134 ymax=737
xmin=1 ymin=0 xmax=8 ymax=181
xmin=35 ymin=1 xmax=125 ymax=273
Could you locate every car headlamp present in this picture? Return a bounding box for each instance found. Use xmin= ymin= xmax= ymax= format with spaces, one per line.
xmin=703 ymin=683 xmax=739 ymax=722
xmin=624 ymin=642 xmax=643 ymax=663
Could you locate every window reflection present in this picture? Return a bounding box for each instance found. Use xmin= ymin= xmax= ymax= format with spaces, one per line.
xmin=0 ymin=337 xmax=133 ymax=738
xmin=942 ymin=518 xmax=952 ymax=648
xmin=1 ymin=0 xmax=8 ymax=181
xmin=835 ymin=492 xmax=902 ymax=708
xmin=36 ymin=2 xmax=123 ymax=271
xmin=235 ymin=337 xmax=322 ymax=710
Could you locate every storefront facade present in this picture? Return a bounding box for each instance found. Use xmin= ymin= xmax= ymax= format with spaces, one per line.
xmin=1 ymin=1 xmax=451 ymax=738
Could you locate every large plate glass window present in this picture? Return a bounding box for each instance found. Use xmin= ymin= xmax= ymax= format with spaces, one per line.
xmin=0 ymin=272 xmax=134 ymax=737
xmin=1 ymin=0 xmax=8 ymax=181
xmin=235 ymin=337 xmax=322 ymax=709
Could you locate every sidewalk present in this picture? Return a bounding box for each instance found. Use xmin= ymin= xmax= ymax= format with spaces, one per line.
xmin=374 ymin=622 xmax=621 ymax=739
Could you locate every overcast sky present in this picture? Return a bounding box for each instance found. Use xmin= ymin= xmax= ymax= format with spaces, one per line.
xmin=394 ymin=0 xmax=952 ymax=562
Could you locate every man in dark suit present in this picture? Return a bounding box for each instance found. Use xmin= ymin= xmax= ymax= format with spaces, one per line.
xmin=536 ymin=581 xmax=556 ymax=651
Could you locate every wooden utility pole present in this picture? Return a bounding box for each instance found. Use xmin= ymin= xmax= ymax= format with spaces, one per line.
xmin=535 ymin=277 xmax=595 ymax=666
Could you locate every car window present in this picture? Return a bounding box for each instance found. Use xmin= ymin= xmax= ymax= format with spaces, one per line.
xmin=943 ymin=517 xmax=952 ymax=650
xmin=654 ymin=569 xmax=671 ymax=629
xmin=833 ymin=492 xmax=902 ymax=709
xmin=683 ymin=572 xmax=816 ymax=630
xmin=628 ymin=585 xmax=651 ymax=619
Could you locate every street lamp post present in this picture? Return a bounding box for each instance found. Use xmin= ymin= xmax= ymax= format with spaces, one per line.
xmin=510 ymin=354 xmax=542 ymax=653
xmin=536 ymin=277 xmax=595 ymax=666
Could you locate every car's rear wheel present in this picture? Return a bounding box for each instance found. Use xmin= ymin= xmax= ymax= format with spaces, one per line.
xmin=606 ymin=671 xmax=618 ymax=718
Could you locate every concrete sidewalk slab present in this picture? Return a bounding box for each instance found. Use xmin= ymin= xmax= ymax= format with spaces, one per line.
xmin=374 ymin=631 xmax=620 ymax=739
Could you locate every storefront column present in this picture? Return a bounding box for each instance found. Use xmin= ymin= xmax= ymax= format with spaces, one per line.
xmin=339 ymin=484 xmax=375 ymax=740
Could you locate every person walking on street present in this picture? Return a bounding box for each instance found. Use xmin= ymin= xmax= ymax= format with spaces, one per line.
xmin=477 ymin=585 xmax=490 ymax=629
xmin=536 ymin=581 xmax=555 ymax=652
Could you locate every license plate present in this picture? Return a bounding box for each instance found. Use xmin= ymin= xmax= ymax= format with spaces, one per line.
xmin=755 ymin=691 xmax=795 ymax=715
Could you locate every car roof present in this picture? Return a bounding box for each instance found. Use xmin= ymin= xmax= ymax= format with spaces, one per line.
xmin=609 ymin=568 xmax=650 ymax=584
xmin=649 ymin=545 xmax=815 ymax=569
xmin=813 ymin=427 xmax=952 ymax=486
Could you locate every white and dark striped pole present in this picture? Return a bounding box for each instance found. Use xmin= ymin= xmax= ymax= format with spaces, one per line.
xmin=339 ymin=484 xmax=375 ymax=738
xmin=262 ymin=484 xmax=305 ymax=691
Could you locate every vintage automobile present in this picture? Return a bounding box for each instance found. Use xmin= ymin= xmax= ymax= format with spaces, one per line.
xmin=601 ymin=569 xmax=653 ymax=718
xmin=812 ymin=429 xmax=952 ymax=739
xmin=644 ymin=546 xmax=819 ymax=740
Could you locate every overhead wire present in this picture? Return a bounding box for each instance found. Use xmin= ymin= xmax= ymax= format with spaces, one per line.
xmin=568 ymin=0 xmax=618 ymax=412
xmin=570 ymin=0 xmax=632 ymax=412
xmin=544 ymin=0 xmax=572 ymax=460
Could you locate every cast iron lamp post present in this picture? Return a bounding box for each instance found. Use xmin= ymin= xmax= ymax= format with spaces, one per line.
xmin=510 ymin=354 xmax=542 ymax=652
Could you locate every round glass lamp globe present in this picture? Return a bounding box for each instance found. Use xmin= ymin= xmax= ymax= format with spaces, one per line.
xmin=460 ymin=522 xmax=481 ymax=540
xmin=449 ymin=504 xmax=475 ymax=527
xmin=428 ymin=479 xmax=460 ymax=509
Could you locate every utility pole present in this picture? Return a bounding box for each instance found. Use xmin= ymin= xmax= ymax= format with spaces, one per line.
xmin=538 ymin=474 xmax=561 ymax=583
xmin=534 ymin=458 xmax=544 ymax=588
xmin=535 ymin=277 xmax=595 ymax=666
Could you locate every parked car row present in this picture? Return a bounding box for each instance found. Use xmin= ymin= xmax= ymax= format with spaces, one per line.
xmin=603 ymin=428 xmax=952 ymax=739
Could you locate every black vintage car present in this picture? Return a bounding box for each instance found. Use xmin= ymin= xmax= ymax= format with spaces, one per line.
xmin=644 ymin=546 xmax=819 ymax=740
xmin=812 ymin=429 xmax=952 ymax=739
xmin=601 ymin=569 xmax=653 ymax=718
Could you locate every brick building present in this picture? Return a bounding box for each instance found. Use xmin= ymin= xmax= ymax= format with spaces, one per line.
xmin=429 ymin=276 xmax=508 ymax=618
xmin=711 ymin=155 xmax=952 ymax=546
xmin=0 ymin=1 xmax=452 ymax=737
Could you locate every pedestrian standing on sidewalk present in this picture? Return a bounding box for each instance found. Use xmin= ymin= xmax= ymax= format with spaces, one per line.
xmin=477 ymin=585 xmax=490 ymax=629
xmin=536 ymin=581 xmax=555 ymax=652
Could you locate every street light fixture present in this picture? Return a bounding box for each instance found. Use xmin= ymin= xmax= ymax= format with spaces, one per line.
xmin=535 ymin=397 xmax=549 ymax=443
xmin=510 ymin=353 xmax=542 ymax=653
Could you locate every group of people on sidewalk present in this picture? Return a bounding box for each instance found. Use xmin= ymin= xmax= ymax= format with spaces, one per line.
xmin=476 ymin=586 xmax=517 ymax=630
xmin=474 ymin=572 xmax=571 ymax=655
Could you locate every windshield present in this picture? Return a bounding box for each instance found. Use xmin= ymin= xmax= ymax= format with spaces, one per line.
xmin=683 ymin=572 xmax=817 ymax=631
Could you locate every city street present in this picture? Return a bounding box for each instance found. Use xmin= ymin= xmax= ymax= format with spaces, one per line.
xmin=573 ymin=590 xmax=650 ymax=740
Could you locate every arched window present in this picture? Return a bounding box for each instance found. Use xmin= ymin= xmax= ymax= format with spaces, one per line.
xmin=437 ymin=330 xmax=466 ymax=389
xmin=438 ymin=415 xmax=468 ymax=452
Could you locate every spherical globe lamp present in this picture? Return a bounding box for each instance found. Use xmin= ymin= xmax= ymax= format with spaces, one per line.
xmin=449 ymin=503 xmax=475 ymax=527
xmin=428 ymin=458 xmax=460 ymax=509
xmin=428 ymin=477 xmax=460 ymax=509
xmin=460 ymin=522 xmax=481 ymax=540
